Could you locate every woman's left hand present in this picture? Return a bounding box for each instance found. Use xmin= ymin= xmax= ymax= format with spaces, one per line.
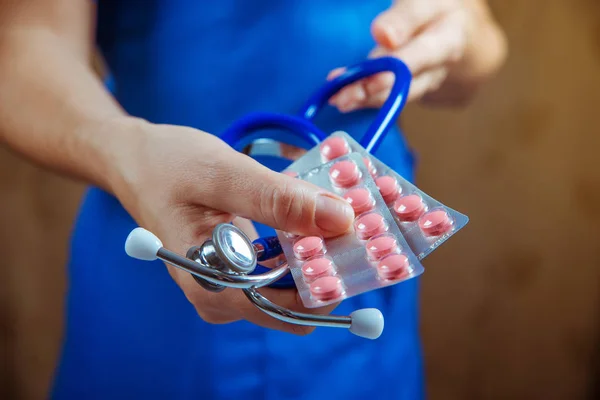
xmin=328 ymin=0 xmax=507 ymax=111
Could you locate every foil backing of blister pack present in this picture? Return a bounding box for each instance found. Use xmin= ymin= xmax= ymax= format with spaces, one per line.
xmin=283 ymin=131 xmax=469 ymax=260
xmin=276 ymin=153 xmax=424 ymax=308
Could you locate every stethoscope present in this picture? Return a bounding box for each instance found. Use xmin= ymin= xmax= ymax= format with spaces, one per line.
xmin=125 ymin=57 xmax=411 ymax=339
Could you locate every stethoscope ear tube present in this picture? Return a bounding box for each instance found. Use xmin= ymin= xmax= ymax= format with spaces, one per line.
xmin=124 ymin=226 xmax=385 ymax=339
xmin=244 ymin=288 xmax=384 ymax=339
xmin=219 ymin=112 xmax=328 ymax=153
xmin=220 ymin=57 xmax=411 ymax=156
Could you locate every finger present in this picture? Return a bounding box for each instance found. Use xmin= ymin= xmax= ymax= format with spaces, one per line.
xmin=328 ymin=62 xmax=395 ymax=112
xmin=392 ymin=10 xmax=467 ymax=75
xmin=357 ymin=87 xmax=393 ymax=110
xmin=330 ymin=73 xmax=392 ymax=113
xmin=332 ymin=67 xmax=450 ymax=111
xmin=327 ymin=67 xmax=352 ymax=106
xmin=361 ymin=69 xmax=395 ymax=100
xmin=346 ymin=66 xmax=449 ymax=110
xmin=329 ymin=49 xmax=395 ymax=112
xmin=407 ymin=67 xmax=449 ymax=102
xmin=371 ymin=0 xmax=455 ymax=49
xmin=344 ymin=38 xmax=452 ymax=110
xmin=201 ymin=146 xmax=355 ymax=237
xmin=327 ymin=67 xmax=346 ymax=81
xmin=328 ymin=82 xmax=366 ymax=111
xmin=362 ymin=66 xmax=450 ymax=107
xmin=329 ymin=63 xmax=384 ymax=112
xmin=327 ymin=44 xmax=397 ymax=112
xmin=331 ymin=87 xmax=367 ymax=113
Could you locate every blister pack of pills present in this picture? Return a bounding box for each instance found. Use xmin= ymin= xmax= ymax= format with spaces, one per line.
xmin=283 ymin=131 xmax=469 ymax=260
xmin=276 ymin=153 xmax=424 ymax=308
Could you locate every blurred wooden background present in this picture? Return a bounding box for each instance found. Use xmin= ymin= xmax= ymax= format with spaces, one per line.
xmin=1 ymin=0 xmax=599 ymax=399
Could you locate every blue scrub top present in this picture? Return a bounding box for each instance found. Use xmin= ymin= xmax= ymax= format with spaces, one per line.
xmin=51 ymin=1 xmax=423 ymax=399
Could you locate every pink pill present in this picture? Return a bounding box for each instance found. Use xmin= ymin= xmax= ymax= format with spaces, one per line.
xmin=394 ymin=194 xmax=426 ymax=222
xmin=376 ymin=175 xmax=400 ymax=204
xmin=301 ymin=257 xmax=334 ymax=282
xmin=309 ymin=276 xmax=343 ymax=301
xmin=419 ymin=209 xmax=453 ymax=237
xmin=282 ymin=171 xmax=298 ymax=178
xmin=366 ymin=235 xmax=398 ymax=260
xmin=329 ymin=160 xmax=360 ymax=187
xmin=363 ymin=157 xmax=377 ymax=177
xmin=293 ymin=236 xmax=324 ymax=260
xmin=343 ymin=188 xmax=375 ymax=214
xmin=320 ymin=136 xmax=350 ymax=161
xmin=354 ymin=212 xmax=387 ymax=240
xmin=377 ymin=254 xmax=410 ymax=280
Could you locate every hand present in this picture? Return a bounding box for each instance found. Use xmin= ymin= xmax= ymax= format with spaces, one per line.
xmin=328 ymin=0 xmax=507 ymax=111
xmin=107 ymin=117 xmax=355 ymax=334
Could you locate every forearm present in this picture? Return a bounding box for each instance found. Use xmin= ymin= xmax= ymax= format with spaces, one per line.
xmin=0 ymin=24 xmax=132 ymax=193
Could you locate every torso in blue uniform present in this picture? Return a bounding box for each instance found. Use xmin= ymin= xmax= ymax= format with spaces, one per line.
xmin=51 ymin=1 xmax=423 ymax=399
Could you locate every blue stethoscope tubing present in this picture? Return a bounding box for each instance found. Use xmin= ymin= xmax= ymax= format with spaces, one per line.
xmin=299 ymin=56 xmax=411 ymax=154
xmin=220 ymin=57 xmax=412 ymax=288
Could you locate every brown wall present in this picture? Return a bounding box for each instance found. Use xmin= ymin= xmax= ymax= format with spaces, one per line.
xmin=407 ymin=1 xmax=600 ymax=398
xmin=1 ymin=149 xmax=83 ymax=400
xmin=1 ymin=0 xmax=599 ymax=399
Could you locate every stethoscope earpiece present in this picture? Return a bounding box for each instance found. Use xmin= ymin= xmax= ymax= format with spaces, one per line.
xmin=349 ymin=308 xmax=384 ymax=340
xmin=125 ymin=225 xmax=385 ymax=339
xmin=125 ymin=227 xmax=163 ymax=261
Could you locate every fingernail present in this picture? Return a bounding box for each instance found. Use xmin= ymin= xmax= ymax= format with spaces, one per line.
xmin=315 ymin=193 xmax=355 ymax=233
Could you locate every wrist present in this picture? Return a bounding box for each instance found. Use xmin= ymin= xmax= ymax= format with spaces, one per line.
xmin=79 ymin=115 xmax=150 ymax=197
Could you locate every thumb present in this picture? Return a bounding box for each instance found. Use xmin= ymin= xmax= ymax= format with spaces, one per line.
xmin=371 ymin=3 xmax=411 ymax=49
xmin=202 ymin=149 xmax=355 ymax=237
xmin=372 ymin=1 xmax=448 ymax=49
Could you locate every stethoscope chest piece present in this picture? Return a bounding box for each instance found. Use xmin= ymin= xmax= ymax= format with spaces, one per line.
xmin=186 ymin=224 xmax=257 ymax=292
xmin=212 ymin=224 xmax=257 ymax=274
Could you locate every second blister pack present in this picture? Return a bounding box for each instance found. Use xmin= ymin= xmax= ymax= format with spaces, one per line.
xmin=276 ymin=153 xmax=424 ymax=308
xmin=283 ymin=131 xmax=469 ymax=260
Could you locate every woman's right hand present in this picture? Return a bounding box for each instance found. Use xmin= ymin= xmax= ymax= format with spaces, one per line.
xmin=102 ymin=117 xmax=355 ymax=335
